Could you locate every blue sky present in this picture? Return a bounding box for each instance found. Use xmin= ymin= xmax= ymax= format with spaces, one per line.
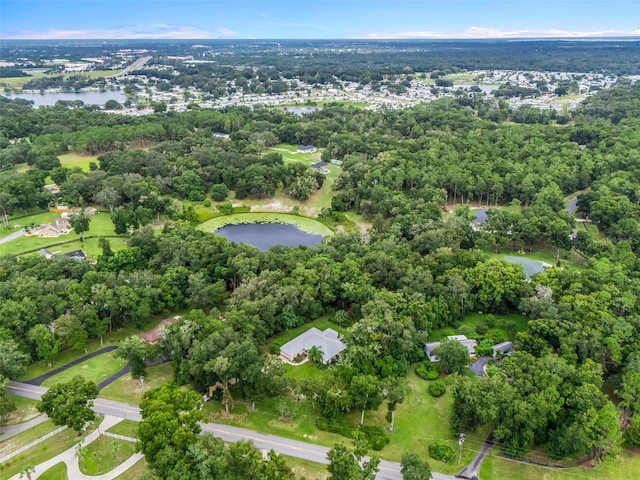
xmin=1 ymin=0 xmax=639 ymax=39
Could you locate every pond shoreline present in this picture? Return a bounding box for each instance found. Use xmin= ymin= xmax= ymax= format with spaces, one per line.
xmin=197 ymin=212 xmax=334 ymax=237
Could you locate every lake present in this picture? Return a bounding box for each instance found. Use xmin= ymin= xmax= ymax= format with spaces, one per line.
xmin=215 ymin=223 xmax=324 ymax=250
xmin=5 ymin=90 xmax=127 ymax=107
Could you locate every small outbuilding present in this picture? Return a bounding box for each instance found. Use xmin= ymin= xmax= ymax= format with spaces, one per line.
xmin=310 ymin=161 xmax=328 ymax=170
xmin=140 ymin=316 xmax=181 ymax=344
xmin=297 ymin=145 xmax=317 ymax=153
xmin=492 ymin=341 xmax=514 ymax=358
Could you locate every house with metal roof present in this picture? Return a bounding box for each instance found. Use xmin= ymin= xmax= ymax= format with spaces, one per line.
xmin=280 ymin=327 xmax=345 ymax=364
xmin=297 ymin=145 xmax=317 ymax=153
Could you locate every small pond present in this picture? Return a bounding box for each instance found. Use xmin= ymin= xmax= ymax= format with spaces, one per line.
xmin=5 ymin=90 xmax=127 ymax=107
xmin=215 ymin=223 xmax=324 ymax=251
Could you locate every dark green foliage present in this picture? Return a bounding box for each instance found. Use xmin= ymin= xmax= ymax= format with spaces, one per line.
xmin=361 ymin=425 xmax=390 ymax=451
xmin=38 ymin=376 xmax=99 ymax=431
xmin=428 ymin=381 xmax=446 ymax=398
xmin=316 ymin=417 xmax=357 ymax=439
xmin=428 ymin=441 xmax=455 ymax=462
xmin=416 ymin=362 xmax=440 ymax=381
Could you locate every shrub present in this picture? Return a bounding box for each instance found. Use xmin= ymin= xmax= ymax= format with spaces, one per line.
xmin=428 ymin=381 xmax=446 ymax=397
xmin=316 ymin=418 xmax=356 ymax=439
xmin=217 ymin=203 xmax=233 ymax=215
xmin=475 ymin=322 xmax=489 ymax=335
xmin=361 ymin=425 xmax=390 ymax=451
xmin=270 ymin=342 xmax=281 ymax=355
xmin=428 ymin=441 xmax=455 ymax=462
xmin=416 ymin=362 xmax=440 ymax=381
xmin=202 ymin=199 xmax=212 ymax=208
xmin=211 ymin=183 xmax=229 ymax=201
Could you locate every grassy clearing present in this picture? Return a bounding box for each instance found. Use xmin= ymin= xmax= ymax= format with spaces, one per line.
xmin=106 ymin=420 xmax=139 ymax=438
xmin=41 ymin=351 xmax=127 ymax=388
xmin=281 ymin=454 xmax=329 ymax=479
xmin=442 ymin=72 xmax=479 ymax=84
xmin=38 ymin=462 xmax=68 ymax=480
xmin=100 ymin=363 xmax=174 ymax=405
xmin=0 ymin=212 xmax=118 ymax=257
xmin=0 ymin=418 xmax=99 ymax=480
xmin=113 ymin=458 xmax=147 ymax=480
xmin=1 ymin=396 xmax=40 ymax=426
xmin=429 ymin=312 xmax=529 ymax=342
xmin=481 ymin=447 xmax=640 ymax=480
xmin=0 ymin=211 xmax=59 ymax=237
xmin=79 ymin=436 xmax=137 ymax=475
xmin=19 ymin=311 xmax=173 ymax=381
xmin=0 ymin=420 xmax=58 ymax=457
xmin=58 ymin=153 xmax=98 ymax=171
xmin=197 ymin=213 xmax=334 ymax=237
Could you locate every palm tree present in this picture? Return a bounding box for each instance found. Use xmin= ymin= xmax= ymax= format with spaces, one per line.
xmin=307 ymin=345 xmax=324 ymax=365
xmin=19 ymin=466 xmax=35 ymax=480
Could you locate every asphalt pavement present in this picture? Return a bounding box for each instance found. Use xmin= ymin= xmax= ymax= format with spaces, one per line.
xmin=7 ymin=381 xmax=455 ymax=480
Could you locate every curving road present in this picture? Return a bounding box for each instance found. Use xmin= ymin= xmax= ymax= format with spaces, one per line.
xmin=7 ymin=381 xmax=454 ymax=480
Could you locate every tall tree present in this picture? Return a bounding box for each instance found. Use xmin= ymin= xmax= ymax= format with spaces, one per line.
xmin=0 ymin=375 xmax=17 ymax=424
xmin=327 ymin=443 xmax=379 ymax=480
xmin=401 ymin=452 xmax=432 ymax=480
xmin=69 ymin=209 xmax=92 ymax=242
xmin=38 ymin=376 xmax=99 ymax=431
xmin=0 ymin=339 xmax=30 ymax=379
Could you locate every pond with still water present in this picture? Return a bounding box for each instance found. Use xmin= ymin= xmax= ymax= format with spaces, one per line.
xmin=215 ymin=223 xmax=324 ymax=251
xmin=6 ymin=90 xmax=127 ymax=107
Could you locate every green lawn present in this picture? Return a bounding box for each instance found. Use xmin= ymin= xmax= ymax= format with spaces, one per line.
xmin=38 ymin=462 xmax=68 ymax=480
xmin=19 ymin=312 xmax=177 ymax=382
xmin=0 ymin=212 xmax=119 ymax=257
xmin=41 ymin=351 xmax=127 ymax=388
xmin=0 ymin=419 xmax=59 ymax=458
xmin=283 ymin=361 xmax=333 ymax=384
xmin=78 ymin=436 xmax=137 ymax=475
xmin=281 ymin=454 xmax=329 ymax=479
xmin=481 ymin=447 xmax=640 ymax=480
xmin=38 ymin=462 xmax=69 ymax=480
xmin=0 ymin=418 xmax=99 ymax=480
xmin=100 ymin=363 xmax=174 ymax=405
xmin=113 ymin=458 xmax=147 ymax=480
xmin=58 ymin=153 xmax=98 ymax=171
xmin=1 ymin=396 xmax=40 ymax=426
xmin=106 ymin=420 xmax=139 ymax=438
xmin=429 ymin=312 xmax=529 ymax=343
xmin=0 ymin=211 xmax=59 ymax=239
xmin=197 ymin=212 xmax=334 ymax=237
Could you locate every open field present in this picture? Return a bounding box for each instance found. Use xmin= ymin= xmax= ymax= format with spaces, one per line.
xmin=0 ymin=70 xmax=125 ymax=89
xmin=0 ymin=418 xmax=99 ymax=480
xmin=41 ymin=351 xmax=127 ymax=388
xmin=100 ymin=363 xmax=174 ymax=405
xmin=59 ymin=152 xmax=98 ymax=171
xmin=39 ymin=462 xmax=68 ymax=480
xmin=197 ymin=212 xmax=334 ymax=237
xmin=79 ymin=436 xmax=137 ymax=475
xmin=1 ymin=396 xmax=40 ymax=426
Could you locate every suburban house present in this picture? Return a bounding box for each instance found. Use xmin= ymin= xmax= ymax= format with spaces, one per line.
xmin=63 ymin=250 xmax=87 ymax=261
xmin=140 ymin=316 xmax=181 ymax=344
xmin=425 ymin=335 xmax=478 ymax=362
xmin=38 ymin=217 xmax=71 ymax=238
xmin=297 ymin=145 xmax=317 ymax=153
xmin=425 ymin=335 xmax=514 ymax=362
xmin=280 ymin=327 xmax=346 ymax=364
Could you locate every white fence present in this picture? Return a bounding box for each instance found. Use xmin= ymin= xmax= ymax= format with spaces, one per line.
xmin=102 ymin=431 xmax=137 ymax=443
xmin=0 ymin=425 xmax=67 ymax=464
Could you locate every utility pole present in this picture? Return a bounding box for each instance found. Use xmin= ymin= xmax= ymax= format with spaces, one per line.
xmin=457 ymin=433 xmax=465 ymax=466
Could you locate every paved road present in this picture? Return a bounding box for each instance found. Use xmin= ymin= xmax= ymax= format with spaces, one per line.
xmin=566 ymin=197 xmax=578 ymax=214
xmin=25 ymin=346 xmax=118 ymax=386
xmin=456 ymin=432 xmax=494 ymax=480
xmin=0 ymin=413 xmax=48 ymax=441
xmin=8 ymin=381 xmax=454 ymax=480
xmin=0 ymin=229 xmax=25 ymax=245
xmin=110 ymin=56 xmax=152 ymax=78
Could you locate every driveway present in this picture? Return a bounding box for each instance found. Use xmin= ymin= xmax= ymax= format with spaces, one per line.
xmin=0 ymin=229 xmax=25 ymax=245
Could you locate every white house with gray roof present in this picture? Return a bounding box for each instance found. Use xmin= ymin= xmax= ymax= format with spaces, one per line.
xmin=280 ymin=327 xmax=345 ymax=364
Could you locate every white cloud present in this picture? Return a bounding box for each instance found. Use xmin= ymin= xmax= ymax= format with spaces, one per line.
xmin=0 ymin=24 xmax=237 ymax=39
xmin=364 ymin=27 xmax=640 ymax=39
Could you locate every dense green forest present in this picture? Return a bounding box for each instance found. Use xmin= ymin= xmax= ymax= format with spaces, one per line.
xmin=1 ymin=79 xmax=640 ymax=477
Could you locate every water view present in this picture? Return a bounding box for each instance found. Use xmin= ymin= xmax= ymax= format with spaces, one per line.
xmin=5 ymin=90 xmax=127 ymax=107
xmin=215 ymin=223 xmax=324 ymax=251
